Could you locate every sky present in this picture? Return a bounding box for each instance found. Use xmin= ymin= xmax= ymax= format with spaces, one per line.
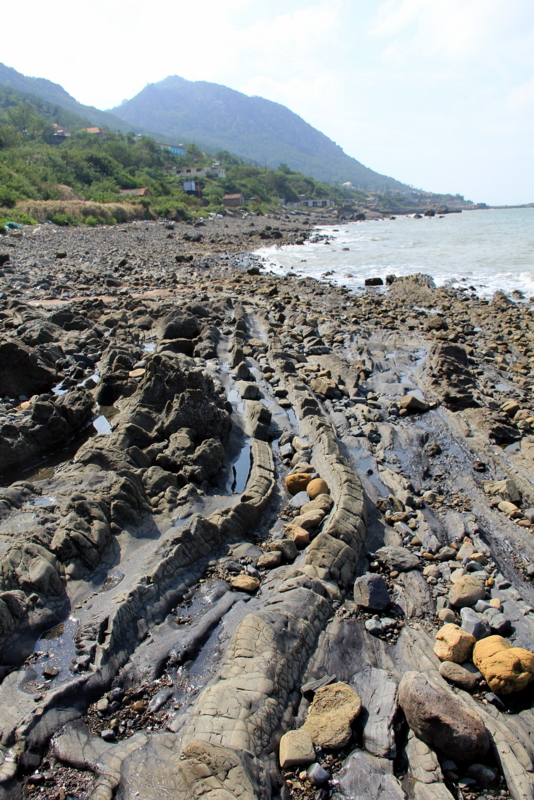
xmin=2 ymin=0 xmax=534 ymax=204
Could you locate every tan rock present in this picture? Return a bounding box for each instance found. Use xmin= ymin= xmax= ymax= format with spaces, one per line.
xmin=292 ymin=510 xmax=325 ymax=530
xmin=300 ymin=495 xmax=333 ymax=516
xmin=129 ymin=368 xmax=146 ymax=378
xmin=279 ymin=729 xmax=315 ymax=769
xmin=257 ymin=551 xmax=282 ymax=570
xmin=489 ymin=598 xmax=501 ymax=610
xmin=284 ymin=525 xmax=310 ymax=548
xmin=473 ymin=635 xmax=534 ymax=695
xmin=306 ymin=478 xmax=329 ymax=500
xmin=398 ymin=394 xmax=429 ymax=413
xmin=434 ymin=623 xmax=476 ymax=663
xmin=230 ymin=575 xmax=260 ymax=593
xmin=448 ymin=574 xmax=486 ymax=607
xmin=497 ymin=500 xmax=522 ymax=517
xmin=285 ymin=473 xmax=312 ymax=496
xmin=303 ymin=682 xmax=361 ymax=748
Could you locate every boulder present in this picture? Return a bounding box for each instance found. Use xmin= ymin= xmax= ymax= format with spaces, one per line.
xmin=0 ymin=339 xmax=57 ymax=398
xmin=473 ymin=635 xmax=534 ymax=695
xmin=306 ymin=478 xmax=329 ymax=499
xmin=353 ymin=573 xmax=390 ymax=611
xmin=158 ymin=311 xmax=200 ymax=340
xmin=303 ymin=681 xmax=362 ymax=749
xmin=434 ymin=624 xmax=475 ymax=663
xmin=285 ymin=473 xmax=312 ymax=496
xmin=374 ymin=546 xmax=419 ymax=572
xmin=448 ymin=574 xmax=486 ymax=607
xmin=279 ymin=729 xmax=315 ymax=769
xmin=439 ymin=661 xmax=478 ymax=691
xmin=398 ymin=671 xmax=490 ymax=762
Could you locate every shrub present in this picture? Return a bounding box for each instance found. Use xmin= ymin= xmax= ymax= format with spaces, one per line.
xmin=50 ymin=213 xmax=71 ymax=226
xmin=85 ymin=216 xmax=99 ymax=226
xmin=0 ymin=187 xmax=18 ymax=208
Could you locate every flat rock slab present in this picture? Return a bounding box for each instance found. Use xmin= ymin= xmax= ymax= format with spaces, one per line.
xmin=351 ymin=666 xmax=397 ymax=758
xmin=335 ymin=748 xmax=406 ymax=799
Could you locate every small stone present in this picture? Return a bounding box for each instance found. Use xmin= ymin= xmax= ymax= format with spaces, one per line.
xmin=132 ymin=700 xmax=146 ymax=712
xmin=284 ymin=525 xmax=310 ymax=548
xmin=307 ymin=763 xmax=331 ymax=786
xmin=438 ymin=608 xmax=456 ymax=624
xmin=42 ymin=665 xmax=59 ymax=679
xmin=230 ymin=575 xmax=260 ymax=593
xmin=365 ymin=619 xmax=384 ymax=636
xmin=279 ymin=729 xmax=316 ymax=769
xmin=101 ymin=729 xmax=115 ymax=741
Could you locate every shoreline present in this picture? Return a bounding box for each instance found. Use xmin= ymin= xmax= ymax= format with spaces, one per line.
xmin=0 ymin=217 xmax=534 ymax=799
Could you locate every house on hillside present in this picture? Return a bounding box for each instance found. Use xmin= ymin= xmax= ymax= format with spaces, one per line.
xmin=84 ymin=127 xmax=104 ymax=138
xmin=173 ymin=166 xmax=226 ymax=178
xmin=303 ymin=198 xmax=334 ymax=208
xmin=119 ymin=188 xmax=151 ymax=197
xmin=182 ymin=180 xmax=200 ymax=195
xmin=223 ymin=193 xmax=244 ymax=207
xmin=157 ymin=142 xmax=186 ymax=156
xmin=51 ymin=123 xmax=70 ymax=143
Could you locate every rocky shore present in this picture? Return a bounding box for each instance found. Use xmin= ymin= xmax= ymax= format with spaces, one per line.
xmin=1 ymin=211 xmax=534 ymax=800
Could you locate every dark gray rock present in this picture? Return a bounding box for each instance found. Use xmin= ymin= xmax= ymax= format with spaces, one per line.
xmin=353 ymin=573 xmax=390 ymax=611
xmin=374 ymin=546 xmax=420 ymax=572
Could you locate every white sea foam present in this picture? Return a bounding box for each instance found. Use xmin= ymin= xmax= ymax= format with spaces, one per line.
xmin=255 ymin=208 xmax=534 ymax=300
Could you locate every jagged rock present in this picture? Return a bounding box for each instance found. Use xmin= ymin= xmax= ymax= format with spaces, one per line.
xmin=473 ymin=635 xmax=534 ymax=694
xmin=303 ymin=682 xmax=362 ymax=748
xmin=399 ymin=395 xmax=429 ymax=413
xmin=0 ymin=339 xmax=57 ymax=398
xmin=398 ymin=671 xmax=490 ymax=762
xmin=434 ymin=624 xmax=476 ymax=663
xmin=353 ymin=573 xmax=390 ymax=611
xmin=279 ymin=729 xmax=315 ymax=768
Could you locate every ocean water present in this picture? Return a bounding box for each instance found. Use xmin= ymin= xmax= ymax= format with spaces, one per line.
xmin=255 ymin=207 xmax=534 ymax=299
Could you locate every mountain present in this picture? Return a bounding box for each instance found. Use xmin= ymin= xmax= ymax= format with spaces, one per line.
xmin=111 ymin=76 xmax=409 ymax=192
xmin=0 ymin=63 xmax=135 ymax=133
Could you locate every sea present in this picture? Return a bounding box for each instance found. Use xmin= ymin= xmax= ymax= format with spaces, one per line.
xmin=254 ymin=207 xmax=534 ymax=300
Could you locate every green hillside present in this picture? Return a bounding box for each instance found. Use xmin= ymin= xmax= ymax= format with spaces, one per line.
xmin=111 ymin=76 xmax=410 ymax=192
xmin=0 ymin=101 xmax=374 ymax=228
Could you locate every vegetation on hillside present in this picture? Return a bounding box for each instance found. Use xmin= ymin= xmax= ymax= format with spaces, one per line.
xmin=0 ymin=100 xmax=371 ymax=228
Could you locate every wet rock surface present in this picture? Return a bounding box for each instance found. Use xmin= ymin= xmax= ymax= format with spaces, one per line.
xmin=0 ymin=216 xmax=533 ymax=799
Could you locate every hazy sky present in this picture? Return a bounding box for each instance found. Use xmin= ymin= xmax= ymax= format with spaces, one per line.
xmin=3 ymin=0 xmax=534 ymax=204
